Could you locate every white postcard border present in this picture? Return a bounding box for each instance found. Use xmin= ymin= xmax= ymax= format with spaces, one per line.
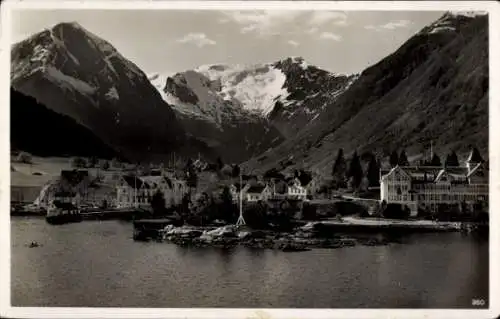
xmin=1 ymin=1 xmax=498 ymax=318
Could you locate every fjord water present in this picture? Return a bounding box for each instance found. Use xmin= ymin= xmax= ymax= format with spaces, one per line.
xmin=11 ymin=217 xmax=488 ymax=308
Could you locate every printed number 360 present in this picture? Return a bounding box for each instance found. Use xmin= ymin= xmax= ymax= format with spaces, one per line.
xmin=472 ymin=299 xmax=486 ymax=306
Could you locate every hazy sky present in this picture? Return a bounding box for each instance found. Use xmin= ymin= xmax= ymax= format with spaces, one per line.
xmin=10 ymin=9 xmax=445 ymax=75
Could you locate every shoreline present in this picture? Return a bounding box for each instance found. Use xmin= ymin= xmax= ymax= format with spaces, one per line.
xmin=135 ymin=219 xmax=488 ymax=251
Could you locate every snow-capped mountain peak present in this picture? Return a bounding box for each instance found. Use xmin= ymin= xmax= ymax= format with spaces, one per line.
xmin=191 ymin=62 xmax=290 ymax=116
xmin=150 ymin=57 xmax=356 ymax=139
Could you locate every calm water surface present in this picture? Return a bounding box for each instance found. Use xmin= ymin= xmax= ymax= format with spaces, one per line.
xmin=11 ymin=217 xmax=488 ymax=308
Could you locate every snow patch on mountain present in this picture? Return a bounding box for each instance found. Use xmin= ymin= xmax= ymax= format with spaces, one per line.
xmin=44 ymin=66 xmax=97 ymax=94
xmin=105 ymin=87 xmax=119 ymax=100
xmin=195 ymin=63 xmax=290 ymax=116
xmin=148 ymin=72 xmax=172 ymax=99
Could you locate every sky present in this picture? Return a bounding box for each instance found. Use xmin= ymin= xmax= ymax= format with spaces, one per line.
xmin=10 ymin=9 xmax=445 ymax=75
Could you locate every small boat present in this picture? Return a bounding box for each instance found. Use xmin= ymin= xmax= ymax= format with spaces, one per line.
xmin=46 ymin=201 xmax=83 ymax=225
xmin=28 ymin=241 xmax=41 ymax=248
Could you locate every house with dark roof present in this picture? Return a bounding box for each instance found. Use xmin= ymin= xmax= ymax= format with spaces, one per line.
xmin=380 ymin=149 xmax=488 ymax=216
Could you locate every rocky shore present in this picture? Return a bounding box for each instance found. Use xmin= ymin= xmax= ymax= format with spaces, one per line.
xmin=159 ymin=223 xmax=391 ymax=251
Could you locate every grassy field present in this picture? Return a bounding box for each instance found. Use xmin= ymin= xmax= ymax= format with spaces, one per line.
xmin=11 ymin=156 xmax=72 ymax=187
xmin=10 ymin=156 xmax=114 ymax=187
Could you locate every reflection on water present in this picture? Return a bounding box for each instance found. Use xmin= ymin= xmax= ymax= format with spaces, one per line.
xmin=11 ymin=217 xmax=488 ymax=308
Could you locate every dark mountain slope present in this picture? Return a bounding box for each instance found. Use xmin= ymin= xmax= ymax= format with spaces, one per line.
xmin=244 ymin=13 xmax=488 ymax=174
xmin=10 ymin=22 xmax=207 ymax=162
xmin=10 ymin=88 xmax=118 ymax=159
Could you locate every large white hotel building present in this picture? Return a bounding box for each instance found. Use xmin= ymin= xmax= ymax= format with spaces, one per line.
xmin=380 ymin=149 xmax=488 ymax=216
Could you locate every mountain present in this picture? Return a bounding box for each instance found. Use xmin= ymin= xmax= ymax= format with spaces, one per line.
xmin=10 ymin=88 xmax=118 ymax=158
xmin=149 ymin=68 xmax=285 ymax=163
xmin=268 ymin=57 xmax=357 ymax=138
xmin=10 ymin=22 xmax=211 ymax=162
xmin=243 ymin=12 xmax=488 ymax=175
xmin=149 ymin=57 xmax=354 ymax=161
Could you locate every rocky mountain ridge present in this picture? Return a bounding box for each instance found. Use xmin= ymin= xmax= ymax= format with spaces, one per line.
xmin=151 ymin=56 xmax=356 ymax=140
xmin=11 ymin=21 xmax=210 ymax=162
xmin=243 ymin=12 xmax=489 ymax=175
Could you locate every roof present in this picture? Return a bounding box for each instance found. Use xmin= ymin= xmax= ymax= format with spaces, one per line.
xmin=296 ymin=173 xmax=313 ymax=187
xmin=247 ymin=184 xmax=267 ymax=193
xmin=231 ymin=182 xmax=246 ymax=192
xmin=122 ymin=175 xmax=145 ymax=189
xmin=467 ymin=148 xmax=484 ymax=163
xmin=60 ymin=170 xmax=89 ymax=186
xmin=139 ymin=176 xmax=173 ymax=189
xmin=242 ymin=174 xmax=258 ymax=181
xmin=381 ymin=164 xmax=488 ymax=185
xmin=150 ymin=169 xmax=163 ymax=176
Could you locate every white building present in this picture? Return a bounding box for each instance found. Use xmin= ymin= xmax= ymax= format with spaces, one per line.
xmin=246 ymin=184 xmax=273 ymax=202
xmin=115 ymin=174 xmax=189 ymax=208
xmin=380 ymin=151 xmax=488 ymax=216
xmin=287 ymin=178 xmax=308 ymax=200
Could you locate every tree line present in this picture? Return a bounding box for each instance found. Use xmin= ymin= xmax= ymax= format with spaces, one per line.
xmin=331 ymin=149 xmax=380 ymax=190
xmin=330 ymin=147 xmax=479 ymax=191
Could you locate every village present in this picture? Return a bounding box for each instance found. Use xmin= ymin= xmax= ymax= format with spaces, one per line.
xmin=11 ymin=146 xmax=489 ymax=231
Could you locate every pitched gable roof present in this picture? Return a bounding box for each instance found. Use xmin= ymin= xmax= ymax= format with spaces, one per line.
xmin=231 ymin=182 xmax=247 ymax=192
xmin=139 ymin=176 xmax=172 ymax=189
xmin=467 ymin=148 xmax=484 ymax=163
xmin=296 ymin=173 xmax=313 ymax=187
xmin=247 ymin=184 xmax=267 ymax=194
xmin=122 ymin=175 xmax=144 ymax=189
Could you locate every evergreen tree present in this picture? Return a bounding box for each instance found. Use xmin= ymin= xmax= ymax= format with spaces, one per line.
xmin=220 ymin=186 xmax=235 ymax=222
xmin=468 ymin=147 xmax=484 ymax=163
xmin=216 ymin=157 xmax=224 ymax=170
xmin=101 ymin=160 xmax=110 ymax=171
xmin=398 ymin=150 xmax=409 ymax=166
xmin=332 ymin=149 xmax=347 ymax=188
xmin=185 ymin=158 xmax=198 ymax=190
xmin=431 ymin=154 xmax=442 ymax=167
xmin=445 ymin=151 xmax=459 ymax=167
xmin=232 ymin=164 xmax=241 ymax=177
xmin=347 ymin=151 xmax=363 ymax=189
xmin=71 ymin=157 xmax=87 ymax=168
xmin=185 ymin=158 xmax=194 ymax=171
xmin=88 ymin=156 xmax=99 ymax=168
xmin=366 ymin=154 xmax=380 ymax=188
xmin=150 ymin=190 xmax=166 ymax=216
xmin=294 ymin=169 xmax=300 ymax=179
xmin=186 ymin=170 xmax=198 ymax=190
xmin=389 ymin=150 xmax=399 ymax=167
xmin=221 ymin=186 xmax=233 ymax=205
xmin=181 ymin=193 xmax=191 ymax=217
